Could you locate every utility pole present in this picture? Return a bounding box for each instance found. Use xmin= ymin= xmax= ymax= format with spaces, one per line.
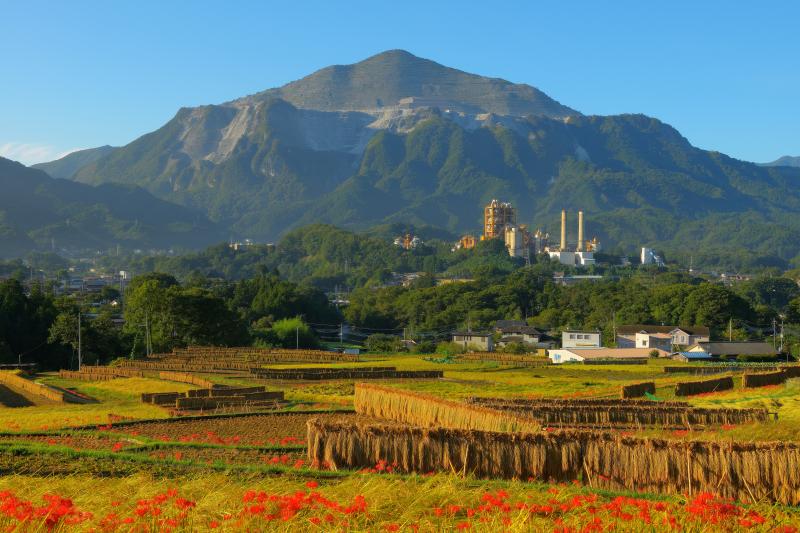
xmin=77 ymin=311 xmax=82 ymax=371
xmin=145 ymin=311 xmax=151 ymax=357
xmin=296 ymin=326 xmax=299 ymax=350
xmin=779 ymin=320 xmax=784 ymax=353
xmin=339 ymin=323 xmax=344 ymax=349
xmin=612 ymin=311 xmax=617 ymax=347
xmin=772 ymin=318 xmax=777 ymax=350
xmin=729 ymin=318 xmax=733 ymax=342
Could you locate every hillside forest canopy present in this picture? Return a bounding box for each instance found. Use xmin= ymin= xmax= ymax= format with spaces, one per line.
xmin=3 ymin=225 xmax=800 ymax=369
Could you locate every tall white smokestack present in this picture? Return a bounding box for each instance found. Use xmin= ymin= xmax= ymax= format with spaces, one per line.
xmin=577 ymin=211 xmax=584 ymax=252
xmin=560 ymin=209 xmax=567 ymax=251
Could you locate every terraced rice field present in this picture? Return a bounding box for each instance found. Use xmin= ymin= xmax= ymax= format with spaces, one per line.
xmin=1 ymin=354 xmax=799 ymax=530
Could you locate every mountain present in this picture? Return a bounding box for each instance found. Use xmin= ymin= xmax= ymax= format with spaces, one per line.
xmin=67 ymin=50 xmax=800 ymax=267
xmin=762 ymin=156 xmax=800 ymax=168
xmin=0 ymin=157 xmax=224 ymax=257
xmin=32 ymin=145 xmax=117 ymax=179
xmin=242 ymin=49 xmax=577 ymax=117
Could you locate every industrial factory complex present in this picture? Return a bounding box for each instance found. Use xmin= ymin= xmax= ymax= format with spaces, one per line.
xmin=452 ymin=200 xmax=601 ymax=267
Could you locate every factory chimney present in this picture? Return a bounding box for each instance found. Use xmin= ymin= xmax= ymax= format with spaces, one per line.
xmin=577 ymin=211 xmax=584 ymax=252
xmin=560 ymin=209 xmax=567 ymax=251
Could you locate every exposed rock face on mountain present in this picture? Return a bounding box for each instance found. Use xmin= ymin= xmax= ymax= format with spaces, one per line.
xmin=32 ymin=145 xmax=117 ymax=179
xmin=763 ymin=156 xmax=800 ymax=168
xmin=0 ymin=157 xmax=223 ymax=257
xmin=65 ymin=50 xmax=800 ymax=264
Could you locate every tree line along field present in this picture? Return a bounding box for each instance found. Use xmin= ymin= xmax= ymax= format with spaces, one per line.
xmin=0 ymin=351 xmax=799 ymax=531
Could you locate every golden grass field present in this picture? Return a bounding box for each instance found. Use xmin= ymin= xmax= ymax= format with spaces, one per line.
xmin=0 ymin=355 xmax=798 ymax=530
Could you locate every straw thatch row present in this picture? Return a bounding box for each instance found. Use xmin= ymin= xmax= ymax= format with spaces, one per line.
xmin=742 ymin=370 xmax=788 ymax=388
xmin=141 ymin=385 xmax=285 ymax=410
xmin=621 ymin=382 xmax=655 ymax=398
xmin=783 ymin=365 xmax=800 ymax=379
xmin=158 ymin=371 xmax=216 ymax=389
xmin=354 ymin=384 xmax=539 ymax=433
xmin=307 ymin=419 xmax=800 ymax=505
xmin=0 ymin=371 xmax=65 ymax=403
xmin=457 ymin=353 xmax=551 ymax=367
xmin=155 ymin=346 xmax=359 ymax=363
xmin=58 ymin=367 xmax=144 ymax=381
xmin=664 ymin=365 xmax=782 ymax=375
xmin=472 ymin=402 xmax=767 ymax=427
xmin=467 ymin=397 xmax=690 ymax=408
xmin=250 ymin=367 xmax=442 ymax=380
xmin=674 ymin=376 xmax=734 ymax=396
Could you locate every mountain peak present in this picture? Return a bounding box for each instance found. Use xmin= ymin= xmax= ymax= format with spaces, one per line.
xmin=241 ymin=50 xmax=578 ymax=118
xmin=762 ymin=155 xmax=800 ymax=168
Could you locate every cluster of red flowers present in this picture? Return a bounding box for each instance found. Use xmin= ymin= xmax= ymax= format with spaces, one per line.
xmin=231 ymin=481 xmax=368 ymax=528
xmin=360 ymin=459 xmax=399 ymax=474
xmin=0 ymin=491 xmax=92 ymax=530
xmin=387 ymin=488 xmax=798 ymax=531
xmin=264 ymin=454 xmax=306 ymax=469
xmin=97 ymin=489 xmax=196 ymax=532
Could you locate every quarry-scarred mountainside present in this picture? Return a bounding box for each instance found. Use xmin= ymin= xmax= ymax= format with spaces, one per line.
xmin=32 ymin=145 xmax=117 ymax=180
xmin=763 ymin=155 xmax=800 ymax=168
xmin=37 ymin=49 xmax=800 ymax=264
xmin=0 ymin=157 xmax=223 ymax=257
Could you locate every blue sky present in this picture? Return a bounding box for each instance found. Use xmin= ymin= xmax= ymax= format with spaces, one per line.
xmin=1 ymin=1 xmax=797 ymax=165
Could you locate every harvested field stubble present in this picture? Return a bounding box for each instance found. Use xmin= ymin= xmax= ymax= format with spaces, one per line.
xmin=307 ymin=419 xmax=800 ymax=505
xmin=112 ymin=412 xmax=356 ymax=443
xmin=354 ymin=384 xmax=539 ymax=433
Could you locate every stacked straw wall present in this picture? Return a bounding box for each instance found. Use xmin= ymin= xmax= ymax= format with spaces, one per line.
xmin=742 ymin=370 xmax=787 ymax=388
xmin=0 ymin=371 xmax=64 ymax=402
xmin=674 ymin=376 xmax=734 ymax=396
xmin=620 ymin=382 xmax=655 ymax=399
xmin=354 ymin=384 xmax=538 ymax=433
xmin=307 ymin=420 xmax=800 ymax=505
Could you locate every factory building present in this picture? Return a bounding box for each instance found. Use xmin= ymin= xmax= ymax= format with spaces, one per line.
xmin=453 ymin=234 xmax=477 ymax=251
xmin=393 ymin=233 xmax=423 ymax=250
xmin=483 ymin=199 xmax=516 ymax=240
xmin=640 ymin=247 xmax=665 ymax=267
xmin=545 ymin=210 xmax=599 ymax=267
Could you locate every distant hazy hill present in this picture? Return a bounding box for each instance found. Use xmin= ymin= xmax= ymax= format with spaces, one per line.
xmin=32 ymin=145 xmax=117 ymax=179
xmin=763 ymin=156 xmax=800 ymax=168
xmin=67 ymin=50 xmax=800 ymax=266
xmin=0 ymin=157 xmax=224 ymax=257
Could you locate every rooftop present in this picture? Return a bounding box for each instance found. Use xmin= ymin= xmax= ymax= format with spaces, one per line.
xmin=616 ymin=324 xmax=710 ymax=336
xmin=693 ymin=342 xmax=778 ymax=356
xmin=559 ymin=348 xmax=665 ymax=359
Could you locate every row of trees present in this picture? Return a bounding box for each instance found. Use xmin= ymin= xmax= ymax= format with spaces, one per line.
xmin=0 ymin=269 xmax=340 ymax=369
xmin=4 ymin=249 xmax=800 ymax=368
xmin=345 ymin=265 xmax=800 ymax=346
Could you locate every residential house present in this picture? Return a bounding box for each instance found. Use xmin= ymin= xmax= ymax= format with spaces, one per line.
xmin=616 ymin=325 xmax=710 ymax=349
xmin=452 ymin=331 xmax=494 ymax=352
xmin=561 ymin=330 xmax=602 ymax=349
xmin=494 ymin=321 xmax=543 ymax=344
xmin=688 ymin=342 xmax=778 ymax=358
xmin=634 ymin=332 xmax=673 ymax=352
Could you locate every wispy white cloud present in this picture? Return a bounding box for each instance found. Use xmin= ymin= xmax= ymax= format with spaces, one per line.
xmin=0 ymin=142 xmax=82 ymax=166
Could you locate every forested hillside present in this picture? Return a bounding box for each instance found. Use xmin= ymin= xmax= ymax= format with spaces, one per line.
xmin=0 ymin=157 xmax=223 ymax=257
